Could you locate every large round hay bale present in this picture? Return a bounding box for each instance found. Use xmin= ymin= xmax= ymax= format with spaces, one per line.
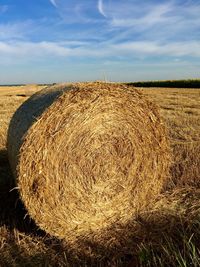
xmin=7 ymin=82 xmax=170 ymax=247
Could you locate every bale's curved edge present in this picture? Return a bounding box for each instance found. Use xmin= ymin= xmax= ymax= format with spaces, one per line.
xmin=7 ymin=85 xmax=68 ymax=177
xmin=7 ymin=82 xmax=171 ymax=249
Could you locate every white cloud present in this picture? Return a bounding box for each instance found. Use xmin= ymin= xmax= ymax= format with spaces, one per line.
xmin=112 ymin=41 xmax=200 ymax=57
xmin=0 ymin=21 xmax=34 ymax=40
xmin=0 ymin=41 xmax=71 ymax=58
xmin=106 ymin=2 xmax=173 ymax=29
xmin=1 ymin=1 xmax=200 ymax=65
xmin=1 ymin=40 xmax=200 ymax=62
xmin=49 ymin=0 xmax=57 ymax=8
xmin=98 ymin=0 xmax=107 ymax=17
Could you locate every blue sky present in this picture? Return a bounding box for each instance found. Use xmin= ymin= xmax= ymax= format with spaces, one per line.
xmin=0 ymin=0 xmax=200 ymax=84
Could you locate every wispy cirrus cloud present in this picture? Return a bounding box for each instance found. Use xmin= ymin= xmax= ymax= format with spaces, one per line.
xmin=97 ymin=0 xmax=107 ymax=17
xmin=45 ymin=0 xmax=200 ymax=44
xmin=110 ymin=2 xmax=172 ymax=28
xmin=49 ymin=0 xmax=100 ymax=23
xmin=96 ymin=0 xmax=200 ymax=49
xmin=49 ymin=0 xmax=57 ymax=8
xmin=1 ymin=1 xmax=200 ymax=53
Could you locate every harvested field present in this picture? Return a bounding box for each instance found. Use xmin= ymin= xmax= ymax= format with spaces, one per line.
xmin=141 ymin=87 xmax=200 ymax=188
xmin=0 ymin=84 xmax=200 ymax=266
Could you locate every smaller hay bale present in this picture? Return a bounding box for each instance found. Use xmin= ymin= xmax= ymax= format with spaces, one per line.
xmin=7 ymin=82 xmax=170 ymax=249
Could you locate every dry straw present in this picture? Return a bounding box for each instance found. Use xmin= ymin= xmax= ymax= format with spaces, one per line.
xmin=7 ymin=82 xmax=170 ymax=248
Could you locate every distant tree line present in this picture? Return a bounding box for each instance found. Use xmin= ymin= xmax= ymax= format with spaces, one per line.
xmin=126 ymin=79 xmax=200 ymax=88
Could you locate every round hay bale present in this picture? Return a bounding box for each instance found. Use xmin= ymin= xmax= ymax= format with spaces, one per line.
xmin=7 ymin=82 xmax=170 ymax=247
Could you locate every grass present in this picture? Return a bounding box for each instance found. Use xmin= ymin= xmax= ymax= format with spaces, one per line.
xmin=136 ymin=189 xmax=200 ymax=267
xmin=0 ymin=84 xmax=200 ymax=266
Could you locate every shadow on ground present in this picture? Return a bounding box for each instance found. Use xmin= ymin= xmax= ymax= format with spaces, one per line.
xmin=0 ymin=149 xmax=44 ymax=234
xmin=65 ymin=189 xmax=200 ymax=266
xmin=0 ymin=148 xmax=200 ymax=266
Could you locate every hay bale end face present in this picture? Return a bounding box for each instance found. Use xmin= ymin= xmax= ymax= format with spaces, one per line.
xmin=7 ymin=82 xmax=170 ymax=246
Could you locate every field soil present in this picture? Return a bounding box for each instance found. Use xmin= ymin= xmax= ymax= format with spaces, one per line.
xmin=0 ymin=84 xmax=200 ymax=266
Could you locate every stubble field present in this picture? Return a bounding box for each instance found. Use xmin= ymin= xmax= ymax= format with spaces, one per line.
xmin=0 ymin=84 xmax=200 ymax=266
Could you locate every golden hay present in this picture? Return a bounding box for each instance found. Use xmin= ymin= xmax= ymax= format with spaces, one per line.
xmin=7 ymin=82 xmax=170 ymax=248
